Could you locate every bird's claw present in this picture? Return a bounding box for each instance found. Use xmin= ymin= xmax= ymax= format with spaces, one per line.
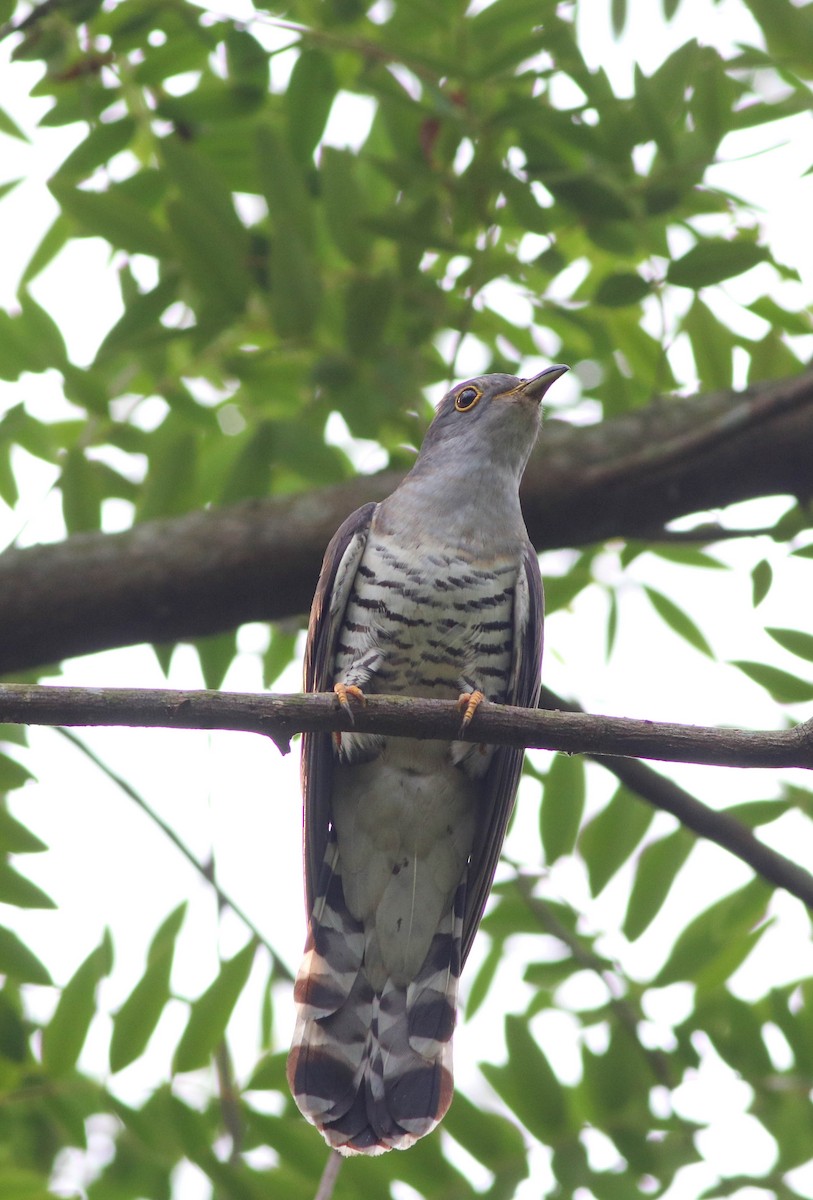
xmin=457 ymin=689 xmax=485 ymax=736
xmin=333 ymin=691 xmax=366 ymax=744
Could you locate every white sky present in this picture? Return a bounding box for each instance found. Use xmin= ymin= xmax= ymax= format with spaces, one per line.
xmin=1 ymin=2 xmax=813 ymax=1198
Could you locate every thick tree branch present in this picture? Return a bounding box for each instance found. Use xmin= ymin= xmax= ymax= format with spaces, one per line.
xmin=2 ymin=683 xmax=812 ymax=909
xmin=1 ymin=370 xmax=812 ymax=676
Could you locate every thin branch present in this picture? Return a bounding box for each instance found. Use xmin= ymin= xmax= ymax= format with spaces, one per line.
xmin=3 ymin=683 xmax=811 ymax=768
xmin=55 ymin=727 xmax=294 ymax=982
xmin=314 ymin=1150 xmax=343 ymax=1200
xmin=3 ymin=683 xmax=813 ymax=910
xmin=539 ymin=686 xmax=813 ymax=905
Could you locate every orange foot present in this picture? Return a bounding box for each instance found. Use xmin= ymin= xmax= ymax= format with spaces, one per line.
xmin=333 ymin=683 xmax=366 ymax=749
xmin=457 ymin=689 xmax=485 ymax=736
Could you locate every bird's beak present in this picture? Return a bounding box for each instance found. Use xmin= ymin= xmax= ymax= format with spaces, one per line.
xmin=517 ymin=363 xmax=569 ymax=401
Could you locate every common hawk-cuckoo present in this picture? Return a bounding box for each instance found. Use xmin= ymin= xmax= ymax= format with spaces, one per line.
xmin=288 ymin=365 xmax=568 ymax=1154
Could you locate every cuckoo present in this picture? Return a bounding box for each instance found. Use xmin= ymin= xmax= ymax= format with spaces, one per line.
xmin=288 ymin=365 xmax=569 ymax=1154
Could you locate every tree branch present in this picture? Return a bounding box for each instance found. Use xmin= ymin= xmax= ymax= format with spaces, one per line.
xmin=2 ymin=683 xmax=812 ymax=908
xmin=539 ymin=687 xmax=813 ymax=908
xmin=1 ymin=683 xmax=811 ymax=767
xmin=1 ymin=370 xmax=812 ymax=676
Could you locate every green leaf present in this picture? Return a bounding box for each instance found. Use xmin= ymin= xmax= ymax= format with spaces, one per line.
xmin=226 ymin=26 xmax=269 ymax=95
xmin=683 ymin=296 xmax=734 ymax=389
xmin=0 ymin=863 xmax=55 ymax=909
xmin=0 ymin=1166 xmax=51 ymax=1200
xmin=667 ymin=238 xmax=769 ymax=288
xmin=110 ymin=903 xmax=186 ymax=1073
xmin=643 ymin=586 xmax=714 ymax=656
xmin=748 ymin=328 xmax=802 ymax=385
xmin=594 ymin=273 xmax=650 ymax=307
xmin=749 ymin=294 xmax=813 ymax=337
xmin=579 ymin=787 xmax=655 ymax=897
xmin=17 ymin=292 xmax=68 ymax=370
xmin=731 ymin=660 xmax=813 ymax=703
xmin=623 ymin=829 xmax=693 ymax=940
xmin=655 ymin=878 xmax=771 ymax=989
xmin=321 ymin=147 xmax=370 ymax=263
xmin=59 ymin=448 xmax=102 ymax=534
xmin=766 ymin=627 xmax=813 ymax=663
xmin=53 ymin=117 xmax=136 ymax=181
xmin=0 ymin=751 xmax=34 ymax=791
xmin=550 ymin=176 xmax=632 ymax=221
xmin=166 ymin=195 xmax=251 ymax=318
xmin=0 ymin=927 xmax=52 ymax=984
xmin=49 ymin=181 xmax=169 ymax=258
xmin=605 ymin=588 xmax=618 ymax=660
xmin=724 ymin=797 xmax=791 ymax=828
xmin=0 ymin=807 xmax=47 ymax=854
xmin=95 ymin=272 xmax=180 ymax=361
xmin=270 ymin=229 xmax=322 ymax=339
xmin=0 ymin=178 xmax=22 ymax=202
xmin=647 ymin=543 xmax=725 ymax=569
xmin=464 ymin=938 xmax=502 ymax=1020
xmin=444 ymin=1091 xmax=528 ymax=1189
xmin=285 ymin=48 xmax=337 ymax=164
xmin=0 ymin=312 xmax=34 ymax=381
xmin=611 ymin=0 xmax=627 ymax=36
xmin=20 ymin=215 xmax=71 ymax=286
xmin=343 ymin=274 xmax=395 ymax=357
xmin=256 ymin=124 xmax=314 ymax=249
xmin=132 ymin=33 xmax=211 ymax=87
xmin=42 ymin=931 xmax=113 ymax=1075
xmin=246 ymin=1049 xmax=288 ymax=1092
xmin=752 ymin=559 xmax=772 ymax=606
xmin=0 ymin=105 xmax=29 ymax=142
xmin=263 ymin=627 xmax=300 ymax=689
xmin=194 ymin=630 xmax=237 ymax=690
xmin=173 ymin=939 xmax=258 ymax=1073
xmin=481 ymin=1015 xmax=567 ymax=1142
xmin=136 ymin=427 xmax=199 ymax=522
xmin=540 ymin=753 xmax=585 ymax=863
xmin=220 ymin=421 xmax=275 ymax=505
xmin=740 ymin=0 xmax=813 ymax=77
xmin=582 ymin=1024 xmax=649 ymax=1118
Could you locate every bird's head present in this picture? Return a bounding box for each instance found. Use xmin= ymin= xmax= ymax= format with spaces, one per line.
xmin=413 ymin=365 xmax=569 ymax=482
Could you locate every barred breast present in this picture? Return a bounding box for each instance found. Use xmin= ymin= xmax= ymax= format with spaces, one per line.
xmin=333 ymin=533 xmax=518 ymax=708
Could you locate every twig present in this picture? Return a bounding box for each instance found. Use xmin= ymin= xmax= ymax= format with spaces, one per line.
xmin=314 ymin=1150 xmax=343 ymax=1200
xmin=539 ymin=686 xmax=813 ymax=909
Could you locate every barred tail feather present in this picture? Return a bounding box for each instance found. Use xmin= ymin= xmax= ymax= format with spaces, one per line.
xmin=288 ymin=857 xmax=465 ymax=1154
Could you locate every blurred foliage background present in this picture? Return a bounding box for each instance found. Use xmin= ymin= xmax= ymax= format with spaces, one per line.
xmin=1 ymin=0 xmax=813 ymax=1197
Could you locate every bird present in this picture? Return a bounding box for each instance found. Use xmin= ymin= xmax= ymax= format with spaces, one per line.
xmin=288 ymin=364 xmax=569 ymax=1154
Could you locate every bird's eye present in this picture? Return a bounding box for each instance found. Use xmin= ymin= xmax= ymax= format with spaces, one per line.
xmin=455 ymin=386 xmax=481 ymax=412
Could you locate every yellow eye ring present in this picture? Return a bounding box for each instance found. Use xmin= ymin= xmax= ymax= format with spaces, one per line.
xmin=455 ymin=386 xmax=481 ymax=412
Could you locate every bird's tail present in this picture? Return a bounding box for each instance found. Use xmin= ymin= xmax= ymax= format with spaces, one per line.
xmin=288 ymin=838 xmax=463 ymax=1154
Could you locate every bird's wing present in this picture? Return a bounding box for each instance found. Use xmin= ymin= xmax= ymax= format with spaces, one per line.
xmin=301 ymin=503 xmax=376 ymax=916
xmin=462 ymin=540 xmax=544 ymax=962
